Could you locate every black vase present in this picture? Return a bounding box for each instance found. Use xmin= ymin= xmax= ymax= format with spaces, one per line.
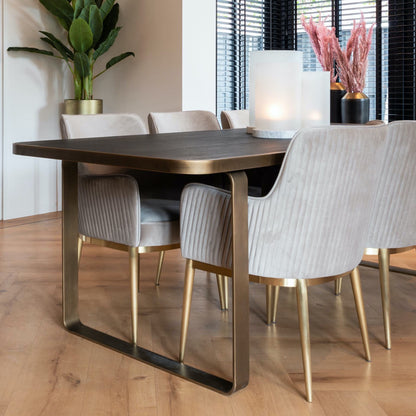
xmin=341 ymin=92 xmax=370 ymax=124
xmin=330 ymin=82 xmax=346 ymax=123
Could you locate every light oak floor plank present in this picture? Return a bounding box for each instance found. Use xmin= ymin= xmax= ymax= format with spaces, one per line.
xmin=1 ymin=218 xmax=416 ymax=415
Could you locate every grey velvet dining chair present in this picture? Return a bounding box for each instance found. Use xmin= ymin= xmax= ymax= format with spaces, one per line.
xmin=178 ymin=124 xmax=387 ymax=402
xmin=60 ymin=113 xmax=180 ymax=345
xmin=220 ymin=109 xmax=249 ymax=129
xmin=147 ymin=110 xmax=229 ymax=311
xmin=335 ymin=121 xmax=416 ymax=350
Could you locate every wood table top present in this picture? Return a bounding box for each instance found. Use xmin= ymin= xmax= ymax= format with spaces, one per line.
xmin=13 ymin=129 xmax=289 ymax=174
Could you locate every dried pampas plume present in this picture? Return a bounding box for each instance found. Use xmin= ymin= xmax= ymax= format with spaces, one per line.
xmin=301 ymin=15 xmax=337 ymax=83
xmin=332 ymin=15 xmax=374 ymax=93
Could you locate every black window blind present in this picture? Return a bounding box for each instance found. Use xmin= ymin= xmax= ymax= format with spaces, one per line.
xmin=217 ymin=0 xmax=415 ymax=121
xmin=216 ymin=0 xmax=294 ymax=115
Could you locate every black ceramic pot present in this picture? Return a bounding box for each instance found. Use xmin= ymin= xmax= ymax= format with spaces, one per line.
xmin=330 ymin=82 xmax=346 ymax=123
xmin=341 ymin=92 xmax=370 ymax=124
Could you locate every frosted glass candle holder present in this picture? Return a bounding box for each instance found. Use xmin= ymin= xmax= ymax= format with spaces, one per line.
xmin=301 ymin=71 xmax=330 ymax=128
xmin=249 ymin=50 xmax=303 ymax=138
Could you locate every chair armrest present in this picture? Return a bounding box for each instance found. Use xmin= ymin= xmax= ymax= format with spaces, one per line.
xmin=78 ymin=175 xmax=140 ymax=246
xmin=180 ymin=183 xmax=233 ymax=268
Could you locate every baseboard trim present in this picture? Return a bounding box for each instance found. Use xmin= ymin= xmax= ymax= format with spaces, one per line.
xmin=0 ymin=211 xmax=62 ymax=229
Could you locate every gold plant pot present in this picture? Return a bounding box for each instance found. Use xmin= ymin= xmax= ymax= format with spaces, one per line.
xmin=64 ymin=99 xmax=103 ymax=115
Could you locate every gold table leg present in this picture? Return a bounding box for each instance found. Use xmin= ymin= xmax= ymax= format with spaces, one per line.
xmin=228 ymin=171 xmax=250 ymax=392
xmin=62 ymin=162 xmax=249 ymax=394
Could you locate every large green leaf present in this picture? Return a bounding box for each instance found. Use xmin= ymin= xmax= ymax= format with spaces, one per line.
xmin=40 ymin=31 xmax=74 ymax=60
xmin=99 ymin=3 xmax=118 ymax=45
xmin=74 ymin=0 xmax=84 ymax=18
xmin=78 ymin=0 xmax=94 ymax=22
xmin=89 ymin=5 xmax=103 ymax=47
xmin=74 ymin=52 xmax=91 ymax=78
xmin=7 ymin=47 xmax=55 ymax=57
xmin=105 ymin=52 xmax=134 ymax=70
xmin=96 ymin=0 xmax=104 ymax=7
xmin=100 ymin=0 xmax=115 ymax=20
xmin=69 ymin=18 xmax=94 ymax=52
xmin=40 ymin=0 xmax=74 ymax=30
xmin=93 ymin=26 xmax=120 ymax=60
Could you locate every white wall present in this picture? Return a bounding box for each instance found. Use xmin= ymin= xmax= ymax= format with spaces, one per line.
xmin=2 ymin=0 xmax=71 ymax=220
xmin=0 ymin=0 xmax=3 ymax=220
xmin=1 ymin=0 xmax=216 ymax=220
xmin=182 ymin=0 xmax=216 ymax=113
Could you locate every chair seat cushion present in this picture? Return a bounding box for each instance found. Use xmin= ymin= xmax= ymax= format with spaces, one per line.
xmin=141 ymin=198 xmax=180 ymax=223
xmin=140 ymin=199 xmax=180 ymax=247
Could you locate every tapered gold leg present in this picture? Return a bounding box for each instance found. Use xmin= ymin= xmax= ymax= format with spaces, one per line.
xmin=334 ymin=277 xmax=343 ymax=295
xmin=216 ymin=274 xmax=229 ymax=310
xmin=179 ymin=259 xmax=195 ymax=362
xmin=77 ymin=235 xmax=84 ymax=264
xmin=129 ymin=247 xmax=139 ymax=345
xmin=296 ymin=279 xmax=312 ymax=403
xmin=378 ymin=248 xmax=391 ymax=349
xmin=266 ymin=285 xmax=279 ymax=325
xmin=350 ymin=267 xmax=371 ymax=361
xmin=155 ymin=250 xmax=165 ymax=286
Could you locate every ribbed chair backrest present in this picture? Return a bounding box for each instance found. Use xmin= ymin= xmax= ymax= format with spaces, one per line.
xmin=247 ymin=124 xmax=387 ymax=280
xmin=220 ymin=109 xmax=249 ymax=129
xmin=61 ymin=113 xmax=147 ymax=139
xmin=148 ymin=110 xmax=220 ymax=134
xmin=60 ymin=113 xmax=147 ymax=175
xmin=367 ymin=120 xmax=416 ymax=249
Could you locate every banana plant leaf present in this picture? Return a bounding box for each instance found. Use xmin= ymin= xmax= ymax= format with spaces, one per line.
xmin=89 ymin=5 xmax=103 ymax=47
xmin=93 ymin=26 xmax=120 ymax=61
xmin=99 ymin=3 xmax=119 ymax=45
xmin=100 ymin=0 xmax=115 ymax=20
xmin=74 ymin=0 xmax=85 ymax=19
xmin=7 ymin=47 xmax=55 ymax=57
xmin=69 ymin=18 xmax=94 ymax=53
xmin=105 ymin=52 xmax=134 ymax=70
xmin=40 ymin=0 xmax=74 ymax=30
xmin=40 ymin=31 xmax=74 ymax=60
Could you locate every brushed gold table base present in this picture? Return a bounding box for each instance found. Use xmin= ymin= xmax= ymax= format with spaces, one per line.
xmin=62 ymin=161 xmax=249 ymax=394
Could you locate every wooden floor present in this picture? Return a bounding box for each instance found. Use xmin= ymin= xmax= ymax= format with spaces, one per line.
xmin=1 ymin=216 xmax=416 ymax=416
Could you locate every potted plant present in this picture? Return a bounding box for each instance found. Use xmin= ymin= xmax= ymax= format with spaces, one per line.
xmin=332 ymin=16 xmax=374 ymax=124
xmin=8 ymin=0 xmax=134 ymax=114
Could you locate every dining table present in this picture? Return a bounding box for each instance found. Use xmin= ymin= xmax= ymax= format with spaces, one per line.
xmin=13 ymin=128 xmax=289 ymax=395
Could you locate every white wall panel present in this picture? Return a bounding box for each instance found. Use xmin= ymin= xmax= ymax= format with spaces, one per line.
xmin=182 ymin=0 xmax=216 ymax=113
xmin=2 ymin=0 xmax=69 ymax=219
xmin=0 ymin=0 xmax=3 ymax=220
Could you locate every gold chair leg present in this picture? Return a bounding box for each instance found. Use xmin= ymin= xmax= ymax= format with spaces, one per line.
xmin=379 ymin=248 xmax=391 ymax=349
xmin=77 ymin=235 xmax=84 ymax=264
xmin=179 ymin=259 xmax=195 ymax=362
xmin=216 ymin=274 xmax=229 ymax=310
xmin=155 ymin=250 xmax=165 ymax=286
xmin=350 ymin=267 xmax=371 ymax=361
xmin=296 ymin=280 xmax=312 ymax=402
xmin=334 ymin=277 xmax=342 ymax=295
xmin=266 ymin=285 xmax=279 ymax=325
xmin=129 ymin=247 xmax=139 ymax=345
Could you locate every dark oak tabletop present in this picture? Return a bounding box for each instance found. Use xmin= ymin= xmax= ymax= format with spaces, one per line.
xmin=13 ymin=128 xmax=289 ymax=174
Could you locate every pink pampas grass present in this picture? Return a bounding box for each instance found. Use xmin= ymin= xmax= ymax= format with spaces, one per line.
xmin=301 ymin=15 xmax=337 ymax=82
xmin=332 ymin=15 xmax=374 ymax=93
